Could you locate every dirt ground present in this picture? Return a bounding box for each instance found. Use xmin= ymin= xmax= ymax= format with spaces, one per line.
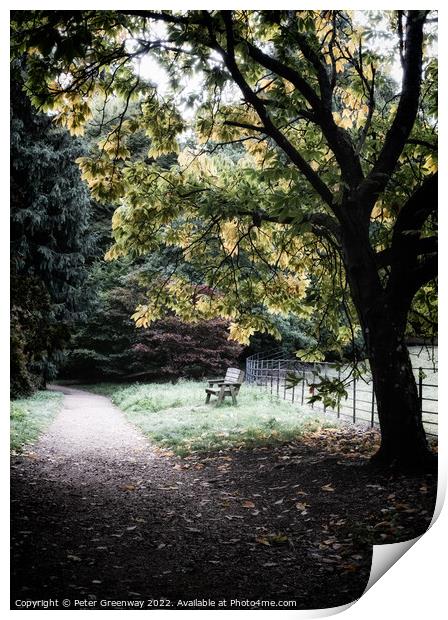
xmin=11 ymin=386 xmax=437 ymax=610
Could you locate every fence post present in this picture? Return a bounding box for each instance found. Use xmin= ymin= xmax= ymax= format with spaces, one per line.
xmin=323 ymin=365 xmax=327 ymax=414
xmin=418 ymin=367 xmax=423 ymax=412
xmin=371 ymin=379 xmax=375 ymax=427
xmin=337 ymin=369 xmax=341 ymax=419
xmin=277 ymin=360 xmax=280 ymax=396
xmin=353 ymin=376 xmax=356 ymax=423
xmin=311 ymin=369 xmax=316 ymax=409
xmin=301 ymin=369 xmax=305 ymax=405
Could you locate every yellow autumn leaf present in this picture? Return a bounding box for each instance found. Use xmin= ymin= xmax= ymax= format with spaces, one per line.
xmin=220 ymin=220 xmax=240 ymax=255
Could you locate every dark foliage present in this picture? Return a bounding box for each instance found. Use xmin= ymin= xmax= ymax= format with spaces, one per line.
xmin=63 ymin=316 xmax=243 ymax=383
xmin=10 ymin=274 xmax=53 ymax=397
xmin=10 ymin=64 xmax=93 ymax=395
xmin=61 ymin=269 xmax=242 ymax=382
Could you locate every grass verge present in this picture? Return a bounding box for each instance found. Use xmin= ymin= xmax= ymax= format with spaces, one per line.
xmin=83 ymin=381 xmax=337 ymax=456
xmin=10 ymin=391 xmax=63 ymax=453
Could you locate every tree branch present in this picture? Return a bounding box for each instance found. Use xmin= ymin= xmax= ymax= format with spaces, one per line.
xmin=119 ymin=10 xmax=194 ymax=26
xmin=242 ymin=39 xmax=321 ymax=111
xmin=406 ymin=138 xmax=437 ymax=151
xmin=243 ymin=22 xmax=364 ymax=189
xmin=214 ymin=11 xmax=335 ymax=210
xmin=238 ymin=208 xmax=341 ymax=241
xmin=409 ymin=254 xmax=438 ymax=293
xmin=223 ymin=120 xmax=264 ymax=132
xmin=393 ymin=173 xmax=437 ymax=237
xmin=358 ymin=11 xmax=428 ymax=214
xmin=376 ymin=236 xmax=437 ymax=268
xmin=385 ymin=173 xmax=437 ymax=301
xmin=282 ymin=16 xmax=365 ymax=188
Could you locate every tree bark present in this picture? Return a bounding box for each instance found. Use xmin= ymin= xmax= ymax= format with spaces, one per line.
xmin=364 ymin=306 xmax=434 ymax=471
xmin=339 ymin=213 xmax=435 ymax=471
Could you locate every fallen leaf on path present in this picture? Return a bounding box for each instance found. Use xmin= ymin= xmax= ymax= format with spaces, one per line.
xmin=242 ymin=500 xmax=255 ymax=509
xmin=120 ymin=484 xmax=136 ymax=492
xmin=321 ymin=484 xmax=335 ymax=492
xmin=270 ymin=534 xmax=289 ymax=545
xmin=295 ymin=502 xmax=309 ymax=512
xmin=221 ymin=538 xmax=241 ymax=545
xmin=255 ymin=533 xmax=289 ymax=546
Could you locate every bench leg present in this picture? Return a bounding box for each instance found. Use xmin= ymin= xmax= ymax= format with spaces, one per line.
xmin=229 ymin=386 xmax=237 ymax=405
xmin=205 ymin=393 xmax=211 ymax=404
xmin=216 ymin=387 xmax=225 ymax=406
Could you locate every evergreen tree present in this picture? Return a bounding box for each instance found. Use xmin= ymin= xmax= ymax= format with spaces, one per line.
xmin=10 ymin=63 xmax=93 ymax=395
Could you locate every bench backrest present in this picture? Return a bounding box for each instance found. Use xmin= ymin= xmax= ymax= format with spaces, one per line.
xmin=224 ymin=367 xmax=245 ymax=384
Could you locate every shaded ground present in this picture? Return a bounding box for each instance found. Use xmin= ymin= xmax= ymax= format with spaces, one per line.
xmin=11 ymin=386 xmax=437 ymax=610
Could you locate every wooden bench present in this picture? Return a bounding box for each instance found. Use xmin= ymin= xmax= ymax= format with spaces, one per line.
xmin=205 ymin=368 xmax=245 ymax=406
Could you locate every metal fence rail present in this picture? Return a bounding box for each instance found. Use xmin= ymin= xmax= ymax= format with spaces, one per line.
xmin=245 ymin=350 xmax=438 ymax=437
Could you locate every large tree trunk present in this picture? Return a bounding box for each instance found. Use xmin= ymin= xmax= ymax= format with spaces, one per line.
xmin=340 ymin=215 xmax=435 ymax=471
xmin=365 ymin=308 xmax=434 ymax=470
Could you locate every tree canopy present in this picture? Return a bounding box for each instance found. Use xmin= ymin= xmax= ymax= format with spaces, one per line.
xmin=11 ymin=10 xmax=437 ymax=351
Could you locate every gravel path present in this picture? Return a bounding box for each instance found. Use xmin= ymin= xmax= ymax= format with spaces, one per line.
xmin=11 ymin=386 xmax=436 ymax=611
xmin=35 ymin=385 xmax=152 ymax=463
